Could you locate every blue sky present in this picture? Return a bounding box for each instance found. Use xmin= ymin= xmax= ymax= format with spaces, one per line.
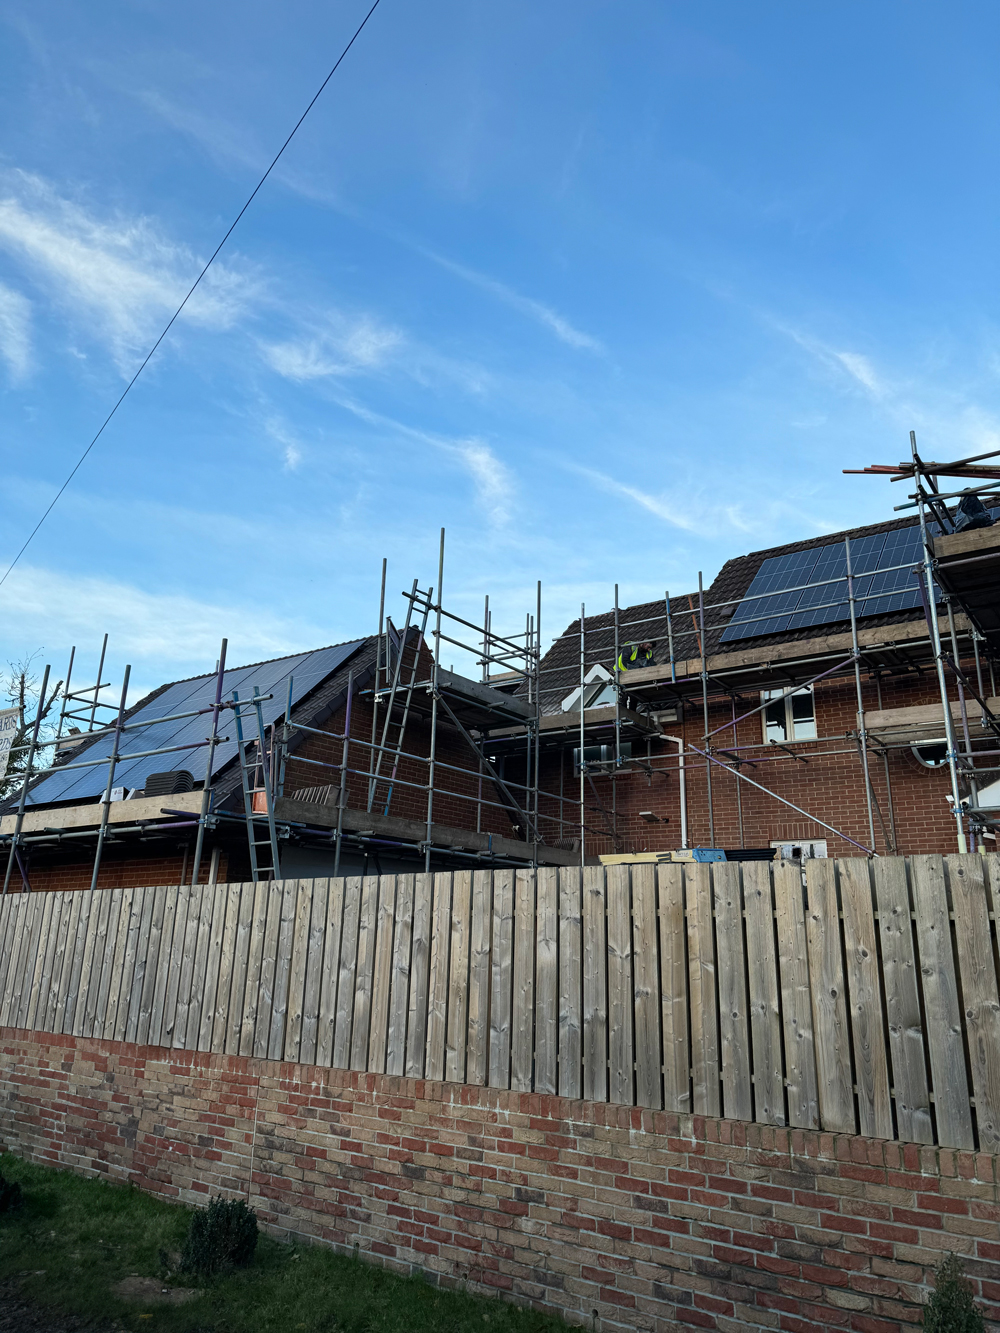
xmin=1 ymin=1 xmax=999 ymax=700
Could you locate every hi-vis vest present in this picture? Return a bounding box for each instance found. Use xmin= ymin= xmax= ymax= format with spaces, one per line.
xmin=617 ymin=643 xmax=653 ymax=672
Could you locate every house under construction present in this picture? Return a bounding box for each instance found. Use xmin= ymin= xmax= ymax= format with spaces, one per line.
xmin=4 ymin=435 xmax=1000 ymax=892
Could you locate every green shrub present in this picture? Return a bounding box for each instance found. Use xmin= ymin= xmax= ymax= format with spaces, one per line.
xmin=0 ymin=1172 xmax=23 ymax=1214
xmin=180 ymin=1195 xmax=258 ymax=1278
xmin=924 ymin=1253 xmax=984 ymax=1332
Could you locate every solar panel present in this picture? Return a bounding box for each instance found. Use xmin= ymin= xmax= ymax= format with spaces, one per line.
xmin=719 ymin=523 xmax=933 ymax=643
xmin=25 ymin=640 xmax=366 ymax=806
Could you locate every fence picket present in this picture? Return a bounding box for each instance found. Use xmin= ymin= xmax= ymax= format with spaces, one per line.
xmin=511 ymin=869 xmax=535 ymax=1092
xmin=773 ymin=861 xmax=819 ymax=1130
xmin=949 ymin=854 xmax=1000 ymax=1152
xmin=210 ymin=885 xmax=242 ymax=1054
xmin=386 ymin=874 xmax=414 ymax=1077
xmin=606 ymin=865 xmax=633 ymax=1106
xmin=658 ymin=863 xmax=689 ymax=1114
xmin=911 ymin=855 xmax=973 ymax=1149
xmin=299 ymin=878 xmax=329 ymax=1068
xmin=744 ymin=861 xmax=783 ymax=1126
xmin=534 ymin=867 xmax=558 ymax=1096
xmin=714 ymin=861 xmax=752 ymax=1122
xmin=686 ymin=863 xmax=719 ymax=1117
xmin=558 ymin=867 xmax=583 ymax=1099
xmin=488 ymin=869 xmax=514 ymax=1089
xmin=425 ymin=872 xmax=453 ymax=1082
xmin=631 ymin=863 xmax=661 ymax=1111
xmin=465 ymin=870 xmax=492 ymax=1086
xmin=405 ymin=872 xmax=433 ymax=1078
xmin=333 ymin=877 xmax=363 ymax=1068
xmin=445 ymin=870 xmax=472 ymax=1084
xmin=583 ymin=865 xmax=608 ymax=1103
xmin=368 ymin=875 xmax=397 ymax=1075
xmin=873 ymin=858 xmax=931 ymax=1143
xmin=805 ymin=859 xmax=854 ymax=1134
xmin=316 ymin=877 xmax=346 ymax=1067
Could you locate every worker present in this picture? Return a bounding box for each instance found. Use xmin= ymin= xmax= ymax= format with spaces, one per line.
xmin=617 ymin=640 xmax=655 ymax=672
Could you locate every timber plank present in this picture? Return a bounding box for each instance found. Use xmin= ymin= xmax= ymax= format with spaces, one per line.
xmin=368 ymin=875 xmax=397 ymax=1074
xmin=316 ymin=877 xmax=346 ymax=1068
xmin=910 ymin=855 xmax=973 ymax=1148
xmin=511 ymin=869 xmax=535 ymax=1093
xmin=686 ymin=863 xmax=720 ymax=1117
xmin=170 ymin=884 xmax=203 ymax=1049
xmin=872 ymin=858 xmax=932 ymax=1143
xmin=284 ymin=879 xmax=314 ymax=1063
xmin=0 ymin=896 xmax=18 ymax=1007
xmin=186 ymin=880 xmax=218 ymax=1047
xmin=267 ymin=878 xmax=299 ymax=1061
xmin=631 ymin=862 xmax=662 ymax=1111
xmin=101 ymin=886 xmax=135 ymax=1041
xmin=773 ymin=861 xmax=819 ymax=1130
xmin=5 ymin=893 xmax=38 ymax=1026
xmin=252 ymin=880 xmax=284 ymax=1060
xmin=161 ymin=884 xmax=191 ymax=1048
xmin=425 ymin=872 xmax=453 ymax=1083
xmin=63 ymin=890 xmax=95 ymax=1037
xmin=949 ymin=855 xmax=1000 ymax=1152
xmin=534 ymin=867 xmax=558 ymax=1096
xmin=805 ymin=859 xmax=855 ymax=1134
xmin=239 ymin=880 xmax=271 ymax=1058
xmin=743 ymin=861 xmax=783 ymax=1126
xmin=332 ymin=876 xmax=363 ymax=1068
xmin=23 ymin=890 xmax=56 ymax=1031
xmin=89 ymin=888 xmax=123 ymax=1038
xmin=487 ymin=869 xmax=514 ymax=1089
xmin=557 ymin=866 xmax=583 ymax=1100
xmin=714 ymin=861 xmax=752 ymax=1123
xmin=224 ymin=883 xmax=254 ymax=1056
xmin=405 ymin=873 xmax=433 ymax=1078
xmin=465 ymin=870 xmax=492 ymax=1087
xmin=138 ymin=887 xmax=168 ymax=1047
xmin=350 ymin=875 xmax=381 ymax=1071
xmin=385 ymin=874 xmax=414 ymax=1077
xmin=148 ymin=886 xmax=180 ymax=1048
xmin=124 ymin=886 xmax=155 ymax=1044
xmin=658 ymin=863 xmax=689 ymax=1113
xmin=54 ymin=891 xmax=85 ymax=1034
xmin=839 ymin=859 xmax=892 ymax=1141
xmin=36 ymin=891 xmax=67 ymax=1032
xmin=197 ymin=885 xmax=229 ymax=1052
xmin=606 ymin=864 xmax=634 ymax=1105
xmin=445 ymin=870 xmax=472 ymax=1084
xmin=582 ymin=865 xmax=608 ymax=1103
xmin=299 ymin=878 xmax=329 ymax=1068
xmin=112 ymin=887 xmax=145 ymax=1041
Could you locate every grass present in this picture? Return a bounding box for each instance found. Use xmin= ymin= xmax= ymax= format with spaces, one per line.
xmin=0 ymin=1156 xmax=570 ymax=1333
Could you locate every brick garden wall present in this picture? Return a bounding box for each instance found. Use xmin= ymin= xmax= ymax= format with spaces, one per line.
xmin=3 ymin=1027 xmax=999 ymax=1333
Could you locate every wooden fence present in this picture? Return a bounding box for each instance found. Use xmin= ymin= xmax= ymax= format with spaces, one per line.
xmin=2 ymin=855 xmax=1000 ymax=1152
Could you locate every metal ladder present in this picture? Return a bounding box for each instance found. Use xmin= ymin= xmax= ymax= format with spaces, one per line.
xmin=367 ymin=584 xmax=434 ymax=817
xmin=232 ymin=686 xmax=281 ymax=882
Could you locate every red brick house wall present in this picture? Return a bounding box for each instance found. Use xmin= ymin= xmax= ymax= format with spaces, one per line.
xmin=539 ymin=664 xmax=987 ymax=859
xmin=3 ymin=1028 xmax=1000 ymax=1333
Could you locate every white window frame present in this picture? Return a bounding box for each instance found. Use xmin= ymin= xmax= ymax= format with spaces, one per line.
xmin=761 ymin=685 xmax=817 ymax=744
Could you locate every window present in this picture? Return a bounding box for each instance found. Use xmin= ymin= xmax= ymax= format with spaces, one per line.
xmin=912 ymin=741 xmax=948 ymax=768
xmin=770 ymin=839 xmax=827 ymax=862
xmin=572 ymin=742 xmax=632 ymax=774
xmin=761 ymin=686 xmax=816 ymax=743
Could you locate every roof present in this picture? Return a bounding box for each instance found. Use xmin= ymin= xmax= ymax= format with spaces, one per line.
xmin=19 ymin=638 xmax=370 ymax=808
xmin=540 ymin=511 xmax=930 ymax=713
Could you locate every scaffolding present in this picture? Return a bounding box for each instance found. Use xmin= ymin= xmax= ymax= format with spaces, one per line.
xmin=5 ymin=441 xmax=1000 ymax=892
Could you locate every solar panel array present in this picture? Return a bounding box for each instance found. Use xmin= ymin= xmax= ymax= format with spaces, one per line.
xmin=25 ymin=640 xmax=366 ymax=806
xmin=720 ymin=523 xmax=937 ymax=643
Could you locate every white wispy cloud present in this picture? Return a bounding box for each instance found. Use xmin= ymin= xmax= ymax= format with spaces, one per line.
xmin=417 ymin=245 xmax=603 ymax=353
xmin=0 ymin=170 xmax=256 ymax=366
xmin=0 ymin=563 xmax=326 ymax=693
xmin=263 ymin=416 xmax=304 ymax=471
xmin=0 ymin=282 xmax=31 ymax=379
xmin=261 ymin=315 xmax=403 ymax=382
xmin=334 ymin=397 xmax=514 ymax=523
xmin=770 ymin=318 xmax=885 ymax=398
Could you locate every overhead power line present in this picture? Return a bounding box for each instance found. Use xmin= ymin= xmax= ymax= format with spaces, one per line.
xmin=0 ymin=0 xmax=384 ymax=589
